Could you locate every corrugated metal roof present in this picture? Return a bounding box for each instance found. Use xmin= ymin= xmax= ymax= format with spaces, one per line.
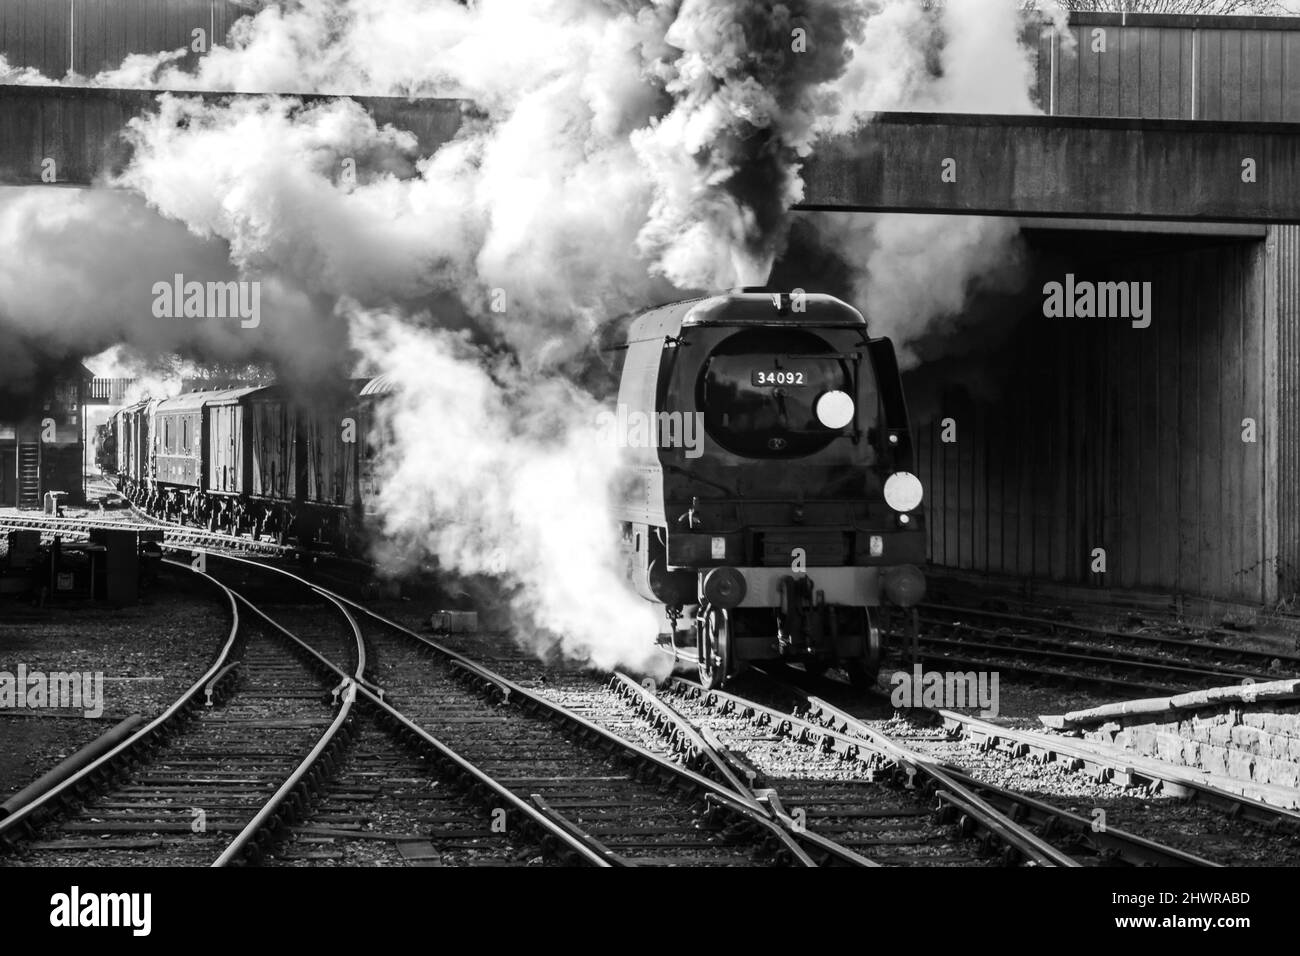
xmin=360 ymin=375 xmax=396 ymax=396
xmin=153 ymin=385 xmax=268 ymax=413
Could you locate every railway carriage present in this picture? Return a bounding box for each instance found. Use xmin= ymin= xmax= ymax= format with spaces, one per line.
xmin=111 ymin=399 xmax=152 ymax=501
xmin=148 ymin=388 xmax=257 ymax=526
xmin=611 ymin=289 xmax=927 ymax=689
xmin=107 ymin=378 xmax=391 ymax=549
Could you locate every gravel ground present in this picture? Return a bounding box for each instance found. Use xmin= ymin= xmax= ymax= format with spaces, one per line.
xmin=869 ymin=659 xmax=1121 ymax=727
xmin=857 ymin=711 xmax=1300 ymax=867
xmin=0 ymin=569 xmax=231 ymax=802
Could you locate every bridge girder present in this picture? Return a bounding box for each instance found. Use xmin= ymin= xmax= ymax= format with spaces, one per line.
xmin=2 ymin=87 xmax=1300 ymax=224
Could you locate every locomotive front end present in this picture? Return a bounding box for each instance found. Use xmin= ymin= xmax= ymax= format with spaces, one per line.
xmin=613 ymin=290 xmax=925 ymax=690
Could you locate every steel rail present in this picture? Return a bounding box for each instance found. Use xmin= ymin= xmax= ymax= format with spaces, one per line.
xmin=609 ymin=673 xmax=876 ymax=867
xmin=901 ymin=644 xmax=1180 ymax=695
xmin=212 ymin=591 xmax=367 ymax=866
xmin=0 ymin=559 xmax=241 ymax=843
xmin=664 ymin=679 xmax=1076 ymax=866
xmin=0 ymin=513 xmax=291 ymax=557
xmin=226 ymin=590 xmax=614 ymax=867
xmin=798 ymin=696 xmax=1223 ymax=867
xmin=528 ymin=795 xmax=632 ymax=867
xmin=0 ymin=715 xmax=145 ymax=821
xmin=914 ymin=631 xmax=1274 ymax=683
xmin=943 ymin=768 xmax=1221 ymax=867
xmin=446 ymin=660 xmax=816 ymax=866
xmin=918 ymin=603 xmax=1300 ymax=673
xmin=179 ymin=547 xmax=816 ymax=863
xmin=935 ymin=709 xmax=1300 ymax=831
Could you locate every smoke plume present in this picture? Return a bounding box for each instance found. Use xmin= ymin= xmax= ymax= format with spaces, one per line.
xmin=1 ymin=0 xmax=1056 ymax=672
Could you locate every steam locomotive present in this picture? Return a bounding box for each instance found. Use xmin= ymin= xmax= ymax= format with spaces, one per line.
xmin=610 ymin=289 xmax=926 ymax=689
xmin=101 ymin=377 xmax=394 ymax=548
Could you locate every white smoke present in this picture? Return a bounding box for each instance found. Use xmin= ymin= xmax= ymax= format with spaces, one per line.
xmin=809 ymin=0 xmax=1043 ymax=363
xmin=351 ymin=313 xmax=663 ymax=672
xmin=0 ymin=53 xmax=51 ymax=85
xmin=0 ymin=184 xmax=352 ymax=394
xmin=807 ymin=212 xmax=1026 ymax=368
xmin=83 ymin=346 xmax=194 ymax=407
xmin=1036 ymin=0 xmax=1079 ymax=58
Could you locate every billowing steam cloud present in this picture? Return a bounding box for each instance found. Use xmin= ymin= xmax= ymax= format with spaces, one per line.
xmin=351 ymin=314 xmax=662 ymax=671
xmin=804 ymin=0 xmax=1055 ymax=366
xmin=1 ymin=0 xmax=1060 ymax=671
xmin=631 ymin=0 xmax=868 ymax=288
xmin=800 ymin=212 xmax=1027 ymax=369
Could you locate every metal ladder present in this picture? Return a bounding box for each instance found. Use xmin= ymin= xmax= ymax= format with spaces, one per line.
xmin=17 ymin=442 xmax=40 ymax=508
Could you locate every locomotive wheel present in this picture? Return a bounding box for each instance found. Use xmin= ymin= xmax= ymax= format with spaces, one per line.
xmin=842 ymin=608 xmax=882 ymax=693
xmin=696 ymin=605 xmax=730 ymax=690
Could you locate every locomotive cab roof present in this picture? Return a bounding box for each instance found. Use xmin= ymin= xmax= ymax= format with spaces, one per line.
xmin=624 ymin=291 xmax=866 ymax=345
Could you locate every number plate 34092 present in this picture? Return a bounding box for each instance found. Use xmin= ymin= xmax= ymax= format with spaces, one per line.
xmin=751 ymin=370 xmax=805 ymax=386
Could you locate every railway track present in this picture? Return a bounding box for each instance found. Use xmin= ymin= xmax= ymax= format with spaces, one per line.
xmin=743 ymin=664 xmax=1300 ymax=866
xmin=0 ymin=512 xmax=292 ymax=558
xmin=223 ymin=587 xmax=595 ymax=866
xmin=162 ymin=551 xmax=1300 ymax=868
xmin=192 ymin=550 xmax=845 ymax=866
xmin=911 ymin=603 xmax=1300 ymax=694
xmin=9 ymin=518 xmax=794 ymax=866
xmin=0 ymin=560 xmax=358 ymax=866
xmin=0 ymin=555 xmax=607 ymax=867
xmin=934 ymin=708 xmax=1300 ymax=828
xmin=9 ymin=521 xmax=1286 ymax=867
xmin=610 ymin=674 xmax=1034 ymax=865
xmin=652 ymin=674 xmax=1228 ymax=868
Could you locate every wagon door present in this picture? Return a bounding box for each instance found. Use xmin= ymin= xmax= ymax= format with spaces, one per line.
xmin=306 ymin=410 xmax=351 ymax=506
xmin=207 ymin=404 xmax=245 ymax=494
xmin=250 ymin=398 xmax=293 ymax=500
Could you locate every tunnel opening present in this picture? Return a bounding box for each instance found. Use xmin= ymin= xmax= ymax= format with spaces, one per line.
xmin=901 ymin=223 xmax=1299 ymax=607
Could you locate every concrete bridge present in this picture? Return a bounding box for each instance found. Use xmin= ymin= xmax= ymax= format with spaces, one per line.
xmin=0 ymin=85 xmax=467 ymax=187
xmin=2 ymin=86 xmax=1298 ymax=225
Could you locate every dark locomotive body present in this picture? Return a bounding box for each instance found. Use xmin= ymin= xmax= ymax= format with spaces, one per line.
xmin=612 ymin=290 xmax=926 ymax=688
